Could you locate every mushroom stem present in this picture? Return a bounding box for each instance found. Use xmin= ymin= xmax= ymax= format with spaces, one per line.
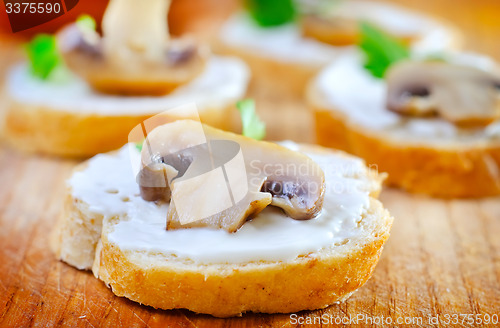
xmin=102 ymin=0 xmax=171 ymax=64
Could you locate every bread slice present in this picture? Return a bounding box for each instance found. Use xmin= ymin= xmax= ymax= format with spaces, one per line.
xmin=215 ymin=5 xmax=461 ymax=98
xmin=1 ymin=56 xmax=249 ymax=158
xmin=51 ymin=142 xmax=393 ymax=317
xmin=214 ymin=41 xmax=323 ymax=99
xmin=308 ymin=55 xmax=500 ymax=198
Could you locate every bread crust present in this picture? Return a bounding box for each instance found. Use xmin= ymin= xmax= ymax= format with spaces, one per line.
xmin=2 ymin=98 xmax=236 ymax=158
xmin=309 ymin=87 xmax=500 ymax=198
xmin=93 ymin=199 xmax=391 ymax=317
xmin=52 ymin=144 xmax=393 ymax=316
xmin=50 ymin=193 xmax=105 ymax=270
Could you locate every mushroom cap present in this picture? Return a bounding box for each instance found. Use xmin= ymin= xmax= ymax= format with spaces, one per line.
xmin=386 ymin=60 xmax=500 ymax=126
xmin=57 ymin=24 xmax=208 ymax=96
xmin=137 ymin=120 xmax=326 ymax=232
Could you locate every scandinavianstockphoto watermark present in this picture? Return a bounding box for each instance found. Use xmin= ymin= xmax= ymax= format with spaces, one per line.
xmin=290 ymin=313 xmax=424 ymax=326
xmin=128 ymin=103 xmax=249 ymax=225
xmin=128 ymin=103 xmax=382 ymax=225
xmin=290 ymin=313 xmax=499 ymax=326
xmin=248 ymin=159 xmax=380 ymax=195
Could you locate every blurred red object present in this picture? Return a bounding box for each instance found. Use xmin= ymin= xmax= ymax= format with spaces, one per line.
xmin=0 ymin=0 xmax=236 ymax=41
xmin=0 ymin=1 xmax=108 ymax=39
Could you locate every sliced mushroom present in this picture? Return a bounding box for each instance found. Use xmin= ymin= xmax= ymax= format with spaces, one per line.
xmin=57 ymin=0 xmax=207 ymax=95
xmin=386 ymin=60 xmax=500 ymax=126
xmin=301 ymin=14 xmax=359 ymax=46
xmin=137 ymin=120 xmax=325 ymax=232
xmin=298 ymin=0 xmax=415 ymax=47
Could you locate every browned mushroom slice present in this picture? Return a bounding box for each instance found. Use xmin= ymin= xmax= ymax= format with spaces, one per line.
xmin=56 ymin=0 xmax=207 ymax=96
xmin=137 ymin=120 xmax=325 ymax=232
xmin=300 ymin=14 xmax=414 ymax=46
xmin=386 ymin=60 xmax=500 ymax=126
xmin=301 ymin=14 xmax=359 ymax=46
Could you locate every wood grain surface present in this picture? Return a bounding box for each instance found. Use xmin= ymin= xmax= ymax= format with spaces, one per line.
xmin=1 ymin=0 xmax=500 ymax=327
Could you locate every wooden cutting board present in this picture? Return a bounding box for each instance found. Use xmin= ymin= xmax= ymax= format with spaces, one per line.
xmin=1 ymin=0 xmax=500 ymax=327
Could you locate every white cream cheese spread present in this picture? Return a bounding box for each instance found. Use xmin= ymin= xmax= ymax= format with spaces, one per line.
xmin=219 ymin=13 xmax=338 ymax=66
xmin=69 ymin=143 xmax=377 ymax=264
xmin=6 ymin=56 xmax=249 ymax=116
xmin=218 ymin=1 xmax=457 ymax=66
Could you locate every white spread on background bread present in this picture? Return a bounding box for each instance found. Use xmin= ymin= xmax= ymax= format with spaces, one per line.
xmin=321 ymin=0 xmax=453 ymax=52
xmin=69 ymin=143 xmax=378 ymax=264
xmin=219 ymin=13 xmax=337 ymax=66
xmin=313 ymin=53 xmax=500 ymax=143
xmin=321 ymin=1 xmax=436 ymax=36
xmin=219 ymin=3 xmax=455 ymax=65
xmin=6 ymin=56 xmax=249 ymax=115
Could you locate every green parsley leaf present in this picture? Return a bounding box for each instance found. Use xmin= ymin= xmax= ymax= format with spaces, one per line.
xmin=25 ymin=34 xmax=63 ymax=80
xmin=245 ymin=0 xmax=296 ymax=27
xmin=358 ymin=21 xmax=410 ymax=78
xmin=237 ymin=99 xmax=266 ymax=140
xmin=76 ymin=14 xmax=97 ymax=31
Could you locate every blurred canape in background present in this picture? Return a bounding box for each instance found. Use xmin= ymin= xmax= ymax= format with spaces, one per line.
xmin=0 ymin=0 xmax=237 ymax=79
xmin=0 ymin=0 xmax=236 ymax=39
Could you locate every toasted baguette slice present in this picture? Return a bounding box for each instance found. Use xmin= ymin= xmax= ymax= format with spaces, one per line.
xmin=1 ymin=56 xmax=249 ymax=158
xmin=308 ymin=55 xmax=500 ymax=198
xmin=51 ymin=142 xmax=393 ymax=317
